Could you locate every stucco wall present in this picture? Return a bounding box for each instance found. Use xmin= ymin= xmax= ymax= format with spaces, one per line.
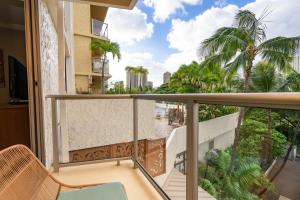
xmin=155 ymin=112 xmax=239 ymax=186
xmin=39 ymin=0 xmax=59 ymax=168
xmin=60 ymin=99 xmax=156 ymax=162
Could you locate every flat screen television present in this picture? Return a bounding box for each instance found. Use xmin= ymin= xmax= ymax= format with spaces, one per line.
xmin=8 ymin=56 xmax=28 ymax=101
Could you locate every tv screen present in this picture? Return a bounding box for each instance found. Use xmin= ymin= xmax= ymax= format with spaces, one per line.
xmin=8 ymin=56 xmax=28 ymax=100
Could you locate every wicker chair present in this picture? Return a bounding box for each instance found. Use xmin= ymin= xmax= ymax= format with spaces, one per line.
xmin=0 ymin=145 xmax=128 ymax=200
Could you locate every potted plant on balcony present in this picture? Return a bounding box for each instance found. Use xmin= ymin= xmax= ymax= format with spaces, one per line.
xmin=91 ymin=39 xmax=121 ymax=94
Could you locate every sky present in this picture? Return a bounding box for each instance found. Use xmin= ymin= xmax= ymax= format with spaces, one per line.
xmin=105 ymin=0 xmax=300 ymax=87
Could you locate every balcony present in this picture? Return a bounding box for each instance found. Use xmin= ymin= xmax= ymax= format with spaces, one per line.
xmin=47 ymin=93 xmax=300 ymax=200
xmin=91 ymin=19 xmax=108 ymax=39
xmin=52 ymin=160 xmax=164 ymax=200
xmin=92 ymin=57 xmax=109 ymax=74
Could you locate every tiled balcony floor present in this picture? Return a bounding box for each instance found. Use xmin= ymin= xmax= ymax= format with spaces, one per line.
xmin=52 ymin=160 xmax=164 ymax=200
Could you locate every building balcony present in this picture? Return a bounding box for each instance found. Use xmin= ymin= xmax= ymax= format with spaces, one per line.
xmin=46 ymin=93 xmax=300 ymax=200
xmin=91 ymin=19 xmax=108 ymax=40
xmin=92 ymin=57 xmax=109 ymax=74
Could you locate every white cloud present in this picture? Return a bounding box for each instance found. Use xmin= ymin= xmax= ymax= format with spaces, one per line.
xmin=242 ymin=0 xmax=300 ymax=39
xmin=164 ymin=51 xmax=198 ymax=73
xmin=143 ymin=0 xmax=203 ymax=23
xmin=164 ymin=5 xmax=238 ymax=72
xmin=109 ymin=52 xmax=165 ymax=87
xmin=167 ymin=5 xmax=238 ymax=52
xmin=163 ymin=0 xmax=300 ymax=78
xmin=106 ymin=7 xmax=154 ymax=44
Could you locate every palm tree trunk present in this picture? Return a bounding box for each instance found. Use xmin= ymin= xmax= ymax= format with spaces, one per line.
xmin=267 ymin=109 xmax=273 ymax=164
xmin=229 ymin=66 xmax=252 ymax=171
xmin=101 ymin=53 xmax=107 ymax=94
xmin=259 ymin=121 xmax=300 ymax=196
xmin=261 ymin=109 xmax=273 ymax=168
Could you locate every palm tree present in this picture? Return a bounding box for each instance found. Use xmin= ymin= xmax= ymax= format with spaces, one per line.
xmin=199 ymin=9 xmax=300 ymax=170
xmin=91 ymin=39 xmax=121 ymax=94
xmin=249 ymin=62 xmax=284 ymax=166
xmin=201 ymin=150 xmax=272 ymax=199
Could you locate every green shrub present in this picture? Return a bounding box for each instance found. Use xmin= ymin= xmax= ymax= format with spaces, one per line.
xmin=199 ymin=105 xmax=238 ymax=121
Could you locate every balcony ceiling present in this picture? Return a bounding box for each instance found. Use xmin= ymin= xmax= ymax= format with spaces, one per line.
xmin=73 ymin=0 xmax=137 ymax=9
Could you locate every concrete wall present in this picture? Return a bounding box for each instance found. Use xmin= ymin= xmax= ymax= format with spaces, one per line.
xmin=39 ymin=0 xmax=59 ymax=168
xmin=155 ymin=112 xmax=239 ymax=186
xmin=60 ymin=99 xmax=156 ymax=162
xmin=0 ymin=28 xmax=26 ymax=103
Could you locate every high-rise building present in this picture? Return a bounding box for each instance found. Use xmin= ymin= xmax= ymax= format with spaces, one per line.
xmin=163 ymin=72 xmax=171 ymax=84
xmin=126 ymin=67 xmax=148 ymax=88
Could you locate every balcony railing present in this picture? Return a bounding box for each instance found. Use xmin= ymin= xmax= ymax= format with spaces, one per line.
xmin=92 ymin=57 xmax=109 ymax=74
xmin=91 ymin=19 xmax=108 ymax=38
xmin=47 ymin=93 xmax=300 ymax=200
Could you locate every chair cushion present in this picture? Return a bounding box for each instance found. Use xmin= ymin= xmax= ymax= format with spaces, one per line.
xmin=57 ymin=182 xmax=128 ymax=200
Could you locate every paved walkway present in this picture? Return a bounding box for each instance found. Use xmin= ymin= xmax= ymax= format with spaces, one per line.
xmin=267 ymin=158 xmax=300 ymax=200
xmin=163 ymin=168 xmax=216 ymax=200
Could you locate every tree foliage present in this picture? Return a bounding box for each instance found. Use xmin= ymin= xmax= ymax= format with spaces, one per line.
xmin=200 ymin=150 xmax=273 ymax=200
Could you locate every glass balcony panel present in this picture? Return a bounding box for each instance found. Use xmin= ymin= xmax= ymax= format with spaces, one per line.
xmin=91 ymin=19 xmax=108 ymax=38
xmin=92 ymin=57 xmax=109 ymax=74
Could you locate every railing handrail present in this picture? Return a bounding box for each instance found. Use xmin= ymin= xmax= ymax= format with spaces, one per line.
xmin=46 ymin=94 xmax=131 ymax=100
xmin=91 ymin=18 xmax=108 ymax=26
xmin=46 ymin=92 xmax=300 ymax=110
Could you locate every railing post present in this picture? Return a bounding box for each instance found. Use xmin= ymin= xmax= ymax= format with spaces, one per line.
xmin=51 ymin=98 xmax=59 ymax=172
xmin=133 ymin=98 xmax=138 ymax=169
xmin=186 ymin=101 xmax=199 ymax=200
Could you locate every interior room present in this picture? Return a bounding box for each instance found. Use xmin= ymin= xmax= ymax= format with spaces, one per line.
xmin=0 ymin=0 xmax=30 ymax=150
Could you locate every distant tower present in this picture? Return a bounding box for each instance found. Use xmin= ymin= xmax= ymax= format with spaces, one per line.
xmin=163 ymin=72 xmax=171 ymax=84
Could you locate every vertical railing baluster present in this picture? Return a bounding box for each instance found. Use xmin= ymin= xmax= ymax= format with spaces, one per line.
xmin=133 ymin=98 xmax=138 ymax=168
xmin=186 ymin=101 xmax=199 ymax=200
xmin=51 ymin=98 xmax=59 ymax=172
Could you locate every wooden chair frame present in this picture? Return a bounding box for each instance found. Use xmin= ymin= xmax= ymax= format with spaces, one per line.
xmin=0 ymin=145 xmax=106 ymax=200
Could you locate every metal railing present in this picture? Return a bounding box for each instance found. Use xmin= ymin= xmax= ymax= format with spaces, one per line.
xmin=47 ymin=92 xmax=300 ymax=200
xmin=92 ymin=57 xmax=109 ymax=74
xmin=91 ymin=19 xmax=108 ymax=38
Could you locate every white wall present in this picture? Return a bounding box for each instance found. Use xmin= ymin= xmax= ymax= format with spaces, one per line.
xmin=39 ymin=0 xmax=59 ymax=168
xmin=155 ymin=112 xmax=239 ymax=186
xmin=59 ymin=99 xmax=156 ymax=162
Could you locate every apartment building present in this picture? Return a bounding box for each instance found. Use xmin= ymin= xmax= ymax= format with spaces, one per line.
xmin=72 ymin=3 xmax=111 ymax=94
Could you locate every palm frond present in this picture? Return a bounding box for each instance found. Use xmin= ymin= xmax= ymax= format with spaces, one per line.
xmin=224 ymin=51 xmax=247 ymax=78
xmin=259 ymin=36 xmax=300 ymax=68
xmin=234 ymin=10 xmax=266 ymax=43
xmin=91 ymin=39 xmax=121 ymax=61
xmin=249 ymin=62 xmax=280 ymax=92
xmin=199 ymin=27 xmax=250 ymax=57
